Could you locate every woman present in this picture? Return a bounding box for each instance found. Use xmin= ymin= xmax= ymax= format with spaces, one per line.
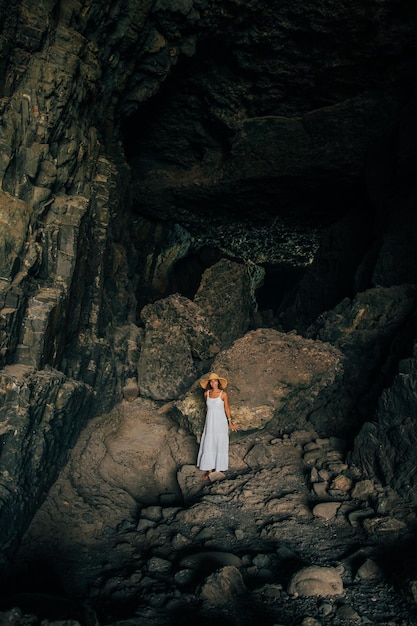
xmin=197 ymin=372 xmax=238 ymax=479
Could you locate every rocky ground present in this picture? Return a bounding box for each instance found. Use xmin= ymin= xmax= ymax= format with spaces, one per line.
xmin=1 ymin=397 xmax=417 ymax=626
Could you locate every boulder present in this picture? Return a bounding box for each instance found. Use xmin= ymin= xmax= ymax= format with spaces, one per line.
xmin=200 ymin=565 xmax=246 ymax=605
xmin=172 ymin=327 xmax=344 ymax=439
xmin=288 ymin=565 xmax=344 ymax=597
xmin=138 ymin=294 xmax=220 ymax=400
xmin=194 ymin=258 xmax=263 ymax=349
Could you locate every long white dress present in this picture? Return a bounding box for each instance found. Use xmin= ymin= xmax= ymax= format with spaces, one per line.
xmin=197 ymin=390 xmax=229 ymax=472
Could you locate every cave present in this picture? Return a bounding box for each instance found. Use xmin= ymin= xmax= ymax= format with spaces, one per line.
xmin=1 ymin=2 xmax=417 ymax=626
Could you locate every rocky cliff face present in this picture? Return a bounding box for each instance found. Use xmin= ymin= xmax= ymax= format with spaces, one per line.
xmin=1 ymin=1 xmax=417 ymax=624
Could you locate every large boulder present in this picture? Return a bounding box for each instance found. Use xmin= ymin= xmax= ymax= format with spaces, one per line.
xmin=288 ymin=565 xmax=344 ymax=597
xmin=137 ymin=294 xmax=220 ymax=400
xmin=172 ymin=327 xmax=344 ymax=439
xmin=193 ymin=258 xmax=263 ymax=349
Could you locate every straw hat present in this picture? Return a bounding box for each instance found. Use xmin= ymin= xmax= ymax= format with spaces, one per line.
xmin=200 ymin=372 xmax=228 ymax=389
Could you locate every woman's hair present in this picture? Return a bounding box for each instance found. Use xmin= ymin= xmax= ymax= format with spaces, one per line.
xmin=205 ymin=380 xmax=223 ymax=390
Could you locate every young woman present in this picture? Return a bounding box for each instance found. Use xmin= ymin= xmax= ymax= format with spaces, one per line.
xmin=197 ymin=372 xmax=238 ymax=479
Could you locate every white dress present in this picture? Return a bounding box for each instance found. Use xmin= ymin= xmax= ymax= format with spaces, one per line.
xmin=197 ymin=390 xmax=229 ymax=472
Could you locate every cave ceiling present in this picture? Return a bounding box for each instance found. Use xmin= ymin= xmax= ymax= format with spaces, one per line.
xmin=118 ymin=0 xmax=417 ymax=270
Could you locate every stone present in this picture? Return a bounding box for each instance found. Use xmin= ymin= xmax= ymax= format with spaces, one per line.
xmin=0 ymin=365 xmax=92 ymax=570
xmin=336 ymin=604 xmax=361 ymax=623
xmin=200 ymin=565 xmax=246 ymax=604
xmin=288 ymin=565 xmax=344 ymax=597
xmin=147 ymin=556 xmax=171 ymax=574
xmin=355 ymin=558 xmax=383 ymax=581
xmin=329 ymin=474 xmax=352 ymax=492
xmin=312 ymin=482 xmax=329 ymax=498
xmin=194 ymin=258 xmax=260 ymax=349
xmin=312 ymin=502 xmax=341 ymax=520
xmin=138 ymin=294 xmax=221 ymax=400
xmin=351 ymin=479 xmax=376 ymax=500
xmin=208 ymin=470 xmax=226 ymax=482
xmin=348 ymin=507 xmax=375 ymax=527
xmin=300 ymin=618 xmax=322 ymax=626
xmin=122 ymin=377 xmax=139 ymax=401
xmin=141 ymin=506 xmax=163 ymax=522
xmin=174 ymin=568 xmax=195 ymax=586
xmin=362 ymin=516 xmax=407 ymax=534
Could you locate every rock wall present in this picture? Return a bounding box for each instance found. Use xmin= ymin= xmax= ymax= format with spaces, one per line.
xmin=0 ymin=0 xmax=155 ymax=570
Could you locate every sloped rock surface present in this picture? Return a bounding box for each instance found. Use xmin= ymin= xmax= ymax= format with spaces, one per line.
xmin=7 ymin=400 xmax=416 ymax=626
xmin=0 ymin=364 xmax=92 ymax=571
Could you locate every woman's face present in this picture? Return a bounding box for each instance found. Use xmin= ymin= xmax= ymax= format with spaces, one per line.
xmin=210 ymin=379 xmax=219 ymax=389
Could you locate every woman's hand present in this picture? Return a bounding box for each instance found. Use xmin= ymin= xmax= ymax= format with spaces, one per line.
xmin=229 ymin=421 xmax=238 ymax=432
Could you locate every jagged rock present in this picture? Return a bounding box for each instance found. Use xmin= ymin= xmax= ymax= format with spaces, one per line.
xmin=329 ymin=474 xmax=353 ymax=493
xmin=122 ymin=377 xmax=139 ymax=401
xmin=1 ymin=3 xmax=417 ymax=625
xmin=288 ymin=565 xmax=344 ymax=597
xmin=312 ymin=482 xmax=329 ymax=498
xmin=138 ymin=293 xmax=220 ymax=400
xmin=306 ymin=285 xmax=417 ymax=436
xmin=351 ymin=341 xmax=417 ymax=504
xmin=336 ymin=605 xmax=361 ymax=623
xmin=0 ymin=191 xmax=31 ymax=281
xmin=147 ymin=556 xmax=171 ymax=574
xmin=10 ymin=400 xmax=416 ymax=625
xmin=200 ymin=565 xmax=246 ymax=604
xmin=351 ymin=479 xmax=376 ymax=501
xmin=362 ymin=516 xmax=407 ymax=535
xmin=312 ymin=502 xmax=341 ymax=521
xmin=355 ymin=558 xmax=383 ymax=581
xmin=193 ymin=258 xmax=263 ymax=349
xmin=176 ymin=464 xmax=205 ymax=502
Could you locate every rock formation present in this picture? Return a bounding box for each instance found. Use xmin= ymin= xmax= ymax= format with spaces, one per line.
xmin=1 ymin=1 xmax=417 ymax=625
